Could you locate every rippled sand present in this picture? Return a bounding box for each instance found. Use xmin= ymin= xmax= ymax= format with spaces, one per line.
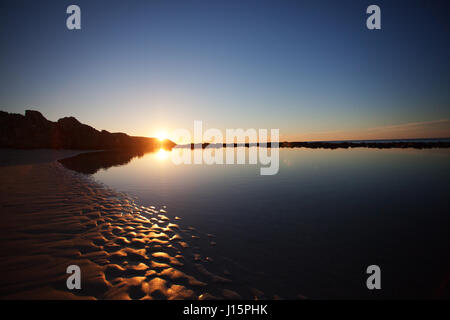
xmin=0 ymin=161 xmax=270 ymax=299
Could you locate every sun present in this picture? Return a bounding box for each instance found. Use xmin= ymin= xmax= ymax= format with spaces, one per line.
xmin=155 ymin=131 xmax=168 ymax=142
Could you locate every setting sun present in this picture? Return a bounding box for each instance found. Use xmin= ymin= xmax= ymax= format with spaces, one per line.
xmin=155 ymin=131 xmax=169 ymax=142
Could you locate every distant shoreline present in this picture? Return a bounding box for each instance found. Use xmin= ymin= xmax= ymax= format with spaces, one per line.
xmin=179 ymin=139 xmax=450 ymax=150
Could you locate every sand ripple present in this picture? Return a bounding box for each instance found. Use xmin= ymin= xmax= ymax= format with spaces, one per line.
xmin=0 ymin=162 xmax=267 ymax=299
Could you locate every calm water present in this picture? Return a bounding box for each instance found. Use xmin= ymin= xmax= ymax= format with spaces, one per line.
xmin=86 ymin=147 xmax=450 ymax=298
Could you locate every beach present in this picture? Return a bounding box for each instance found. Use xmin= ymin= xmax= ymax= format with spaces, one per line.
xmin=1 ymin=147 xmax=449 ymax=299
xmin=0 ymin=151 xmax=267 ymax=299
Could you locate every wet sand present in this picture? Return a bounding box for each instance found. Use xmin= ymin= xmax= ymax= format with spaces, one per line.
xmin=0 ymin=156 xmax=268 ymax=299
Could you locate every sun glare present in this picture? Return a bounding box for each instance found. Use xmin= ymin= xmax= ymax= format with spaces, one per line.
xmin=156 ymin=148 xmax=169 ymax=160
xmin=155 ymin=131 xmax=168 ymax=142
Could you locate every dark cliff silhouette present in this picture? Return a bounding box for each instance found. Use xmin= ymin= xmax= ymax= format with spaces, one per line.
xmin=0 ymin=110 xmax=175 ymax=150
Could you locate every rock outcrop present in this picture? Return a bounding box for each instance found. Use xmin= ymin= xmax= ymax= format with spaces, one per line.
xmin=0 ymin=110 xmax=174 ymax=150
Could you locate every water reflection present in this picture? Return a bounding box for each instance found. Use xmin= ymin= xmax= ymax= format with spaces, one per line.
xmin=156 ymin=148 xmax=169 ymax=161
xmin=58 ymin=147 xmax=450 ymax=298
xmin=59 ymin=146 xmax=172 ymax=174
xmin=59 ymin=146 xmax=264 ymax=174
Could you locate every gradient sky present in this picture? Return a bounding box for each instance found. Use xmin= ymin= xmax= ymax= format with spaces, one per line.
xmin=1 ymin=0 xmax=449 ymax=141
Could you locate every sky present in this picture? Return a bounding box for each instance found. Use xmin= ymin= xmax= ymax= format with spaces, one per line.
xmin=1 ymin=0 xmax=449 ymax=141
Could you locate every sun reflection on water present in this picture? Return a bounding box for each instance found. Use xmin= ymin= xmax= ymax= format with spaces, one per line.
xmin=156 ymin=148 xmax=169 ymax=160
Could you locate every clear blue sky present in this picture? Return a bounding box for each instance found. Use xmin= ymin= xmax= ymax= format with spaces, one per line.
xmin=1 ymin=0 xmax=449 ymax=140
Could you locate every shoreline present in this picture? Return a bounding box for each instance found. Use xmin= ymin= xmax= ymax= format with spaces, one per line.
xmin=0 ymin=158 xmax=266 ymax=299
xmin=179 ymin=140 xmax=450 ymax=150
